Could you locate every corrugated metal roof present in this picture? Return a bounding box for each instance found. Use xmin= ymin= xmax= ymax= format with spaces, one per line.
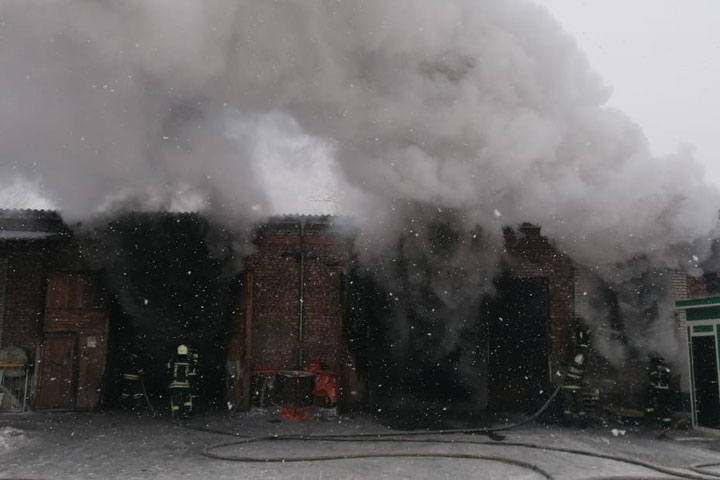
xmin=0 ymin=208 xmax=61 ymax=218
xmin=0 ymin=231 xmax=58 ymax=240
xmin=266 ymin=214 xmax=354 ymax=224
xmin=0 ymin=209 xmax=67 ymax=240
xmin=254 ymin=214 xmax=356 ymax=238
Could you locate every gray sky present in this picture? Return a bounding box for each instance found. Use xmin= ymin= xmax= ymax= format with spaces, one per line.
xmin=534 ymin=0 xmax=720 ymax=185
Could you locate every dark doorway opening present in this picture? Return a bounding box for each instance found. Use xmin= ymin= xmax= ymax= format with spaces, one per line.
xmin=93 ymin=213 xmax=236 ymax=413
xmin=691 ymin=335 xmax=720 ymax=428
xmin=487 ymin=276 xmax=549 ymax=413
xmin=345 ymin=270 xmax=486 ymax=428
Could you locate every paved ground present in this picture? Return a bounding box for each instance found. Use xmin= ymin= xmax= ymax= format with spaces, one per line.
xmin=1 ymin=410 xmax=720 ymax=479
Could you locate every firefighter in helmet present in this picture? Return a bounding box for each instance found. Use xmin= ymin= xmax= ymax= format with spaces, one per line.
xmin=120 ymin=351 xmax=144 ymax=411
xmin=562 ymin=320 xmax=590 ymax=425
xmin=167 ymin=344 xmax=197 ymax=418
xmin=574 ymin=321 xmax=590 ymax=351
xmin=646 ymin=353 xmax=672 ymax=430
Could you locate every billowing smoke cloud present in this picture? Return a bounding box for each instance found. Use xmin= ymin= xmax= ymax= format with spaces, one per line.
xmin=1 ymin=1 xmax=719 ymax=370
xmin=578 ymin=266 xmax=684 ymax=365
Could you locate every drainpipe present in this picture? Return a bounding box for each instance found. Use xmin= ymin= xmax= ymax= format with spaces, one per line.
xmin=298 ymin=218 xmax=306 ymax=369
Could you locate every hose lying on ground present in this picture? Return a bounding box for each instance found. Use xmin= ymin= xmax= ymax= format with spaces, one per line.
xmin=691 ymin=463 xmax=720 ymax=478
xmin=203 ymin=447 xmax=554 ymax=479
xmin=201 ymin=433 xmax=718 ymax=480
xmin=189 ymin=385 xmax=720 ymax=480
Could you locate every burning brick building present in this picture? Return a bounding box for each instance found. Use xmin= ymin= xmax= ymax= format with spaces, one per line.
xmin=0 ymin=208 xmax=711 ymax=420
xmin=225 ymin=216 xmax=360 ymax=411
xmin=0 ymin=209 xmax=107 ymax=410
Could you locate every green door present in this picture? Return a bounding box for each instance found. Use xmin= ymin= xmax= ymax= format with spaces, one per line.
xmin=691 ymin=335 xmax=720 ymax=428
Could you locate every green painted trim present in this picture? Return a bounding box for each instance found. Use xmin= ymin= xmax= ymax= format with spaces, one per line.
xmin=694 ymin=325 xmax=715 ymax=333
xmin=687 ymin=307 xmax=720 ymax=322
xmin=688 ymin=320 xmax=720 ymax=327
xmin=688 ymin=328 xmax=697 ymax=426
xmin=717 ymin=330 xmax=720 ymax=421
xmin=676 ymin=297 xmax=720 ymax=309
xmin=687 ymin=328 xmax=720 ymax=429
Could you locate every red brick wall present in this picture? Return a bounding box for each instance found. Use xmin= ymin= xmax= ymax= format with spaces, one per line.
xmin=687 ymin=275 xmax=708 ymax=299
xmin=248 ymin=236 xmax=301 ymax=370
xmin=504 ymin=226 xmax=575 ymax=378
xmin=0 ymin=237 xmax=96 ymax=351
xmin=226 ymin=230 xmax=360 ymax=410
xmin=301 ymin=235 xmax=350 ymax=370
xmin=246 ymin=231 xmax=352 ymax=373
xmin=0 ymin=246 xmax=48 ymax=352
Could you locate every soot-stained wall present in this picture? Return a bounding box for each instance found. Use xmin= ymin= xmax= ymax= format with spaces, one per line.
xmin=86 ymin=212 xmax=237 ymax=409
xmin=0 ymin=209 xmax=110 ymax=411
xmin=345 ymin=222 xmax=575 ymax=419
xmin=0 ymin=210 xmax=68 ymax=352
xmin=226 ymin=216 xmax=358 ymax=411
xmin=9 ymin=210 xmax=709 ymax=415
xmin=504 ymin=224 xmax=576 ymax=375
xmin=0 ymin=246 xmax=48 ymax=351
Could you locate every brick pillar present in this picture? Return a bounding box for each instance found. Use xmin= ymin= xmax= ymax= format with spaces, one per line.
xmin=668 ymin=270 xmax=690 ymax=396
xmin=3 ymin=252 xmax=46 ymax=352
xmin=573 ymin=266 xmax=592 ymax=323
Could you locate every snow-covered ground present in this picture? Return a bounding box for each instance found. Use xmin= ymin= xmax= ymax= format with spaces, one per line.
xmin=0 ymin=426 xmax=25 ymax=451
xmin=1 ymin=410 xmax=720 ymax=479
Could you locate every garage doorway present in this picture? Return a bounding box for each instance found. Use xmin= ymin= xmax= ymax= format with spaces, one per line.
xmin=487 ymin=277 xmax=549 ymax=413
xmin=690 ymin=333 xmax=720 ymax=428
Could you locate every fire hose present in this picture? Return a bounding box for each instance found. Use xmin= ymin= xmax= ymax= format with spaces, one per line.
xmin=139 ymin=375 xmax=157 ymax=417
xmin=691 ymin=463 xmax=720 ymax=478
xmin=202 ymin=435 xmax=720 ymax=480
xmin=192 ymin=386 xmax=720 ymax=480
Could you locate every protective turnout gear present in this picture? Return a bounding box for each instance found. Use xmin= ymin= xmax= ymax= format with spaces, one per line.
xmin=168 ymin=345 xmax=197 ymax=418
xmin=120 ymin=352 xmax=144 ymax=411
xmin=562 ymin=321 xmax=591 ymax=425
xmin=646 ymin=355 xmax=672 ymax=429
xmin=562 ymin=352 xmax=587 ymax=423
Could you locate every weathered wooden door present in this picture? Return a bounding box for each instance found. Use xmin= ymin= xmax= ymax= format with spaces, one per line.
xmin=76 ymin=334 xmax=107 ymax=410
xmin=35 ymin=336 xmax=76 ymax=410
xmin=35 ymin=272 xmax=108 ymax=411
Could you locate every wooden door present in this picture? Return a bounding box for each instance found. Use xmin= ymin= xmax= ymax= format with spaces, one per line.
xmin=76 ymin=334 xmax=106 ymax=410
xmin=36 ymin=336 xmax=76 ymax=410
xmin=38 ymin=271 xmax=108 ymax=411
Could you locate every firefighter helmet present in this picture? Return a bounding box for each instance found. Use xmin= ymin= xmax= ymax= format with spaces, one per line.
xmin=648 ymin=351 xmax=665 ymax=364
xmin=177 ymin=344 xmax=188 ymax=355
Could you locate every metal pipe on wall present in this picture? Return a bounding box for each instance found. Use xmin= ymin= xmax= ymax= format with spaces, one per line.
xmin=298 ymin=218 xmax=306 ymax=369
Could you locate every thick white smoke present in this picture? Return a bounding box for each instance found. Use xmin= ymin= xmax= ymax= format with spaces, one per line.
xmin=2 ymin=0 xmax=716 ymax=260
xmin=1 ymin=1 xmax=718 ymax=367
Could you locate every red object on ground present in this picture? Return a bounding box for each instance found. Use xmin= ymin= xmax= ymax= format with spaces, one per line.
xmin=281 ymin=405 xmax=314 ymax=421
xmin=313 ymin=372 xmax=338 ymax=404
xmin=304 ymin=360 xmax=338 ymax=405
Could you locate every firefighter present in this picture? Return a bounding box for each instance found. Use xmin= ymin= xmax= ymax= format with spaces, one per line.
xmin=562 ymin=320 xmax=590 ymax=426
xmin=646 ymin=353 xmax=672 ymax=430
xmin=167 ymin=344 xmax=197 ymax=418
xmin=120 ymin=352 xmax=144 ymax=411
xmin=574 ymin=319 xmax=590 ymax=350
